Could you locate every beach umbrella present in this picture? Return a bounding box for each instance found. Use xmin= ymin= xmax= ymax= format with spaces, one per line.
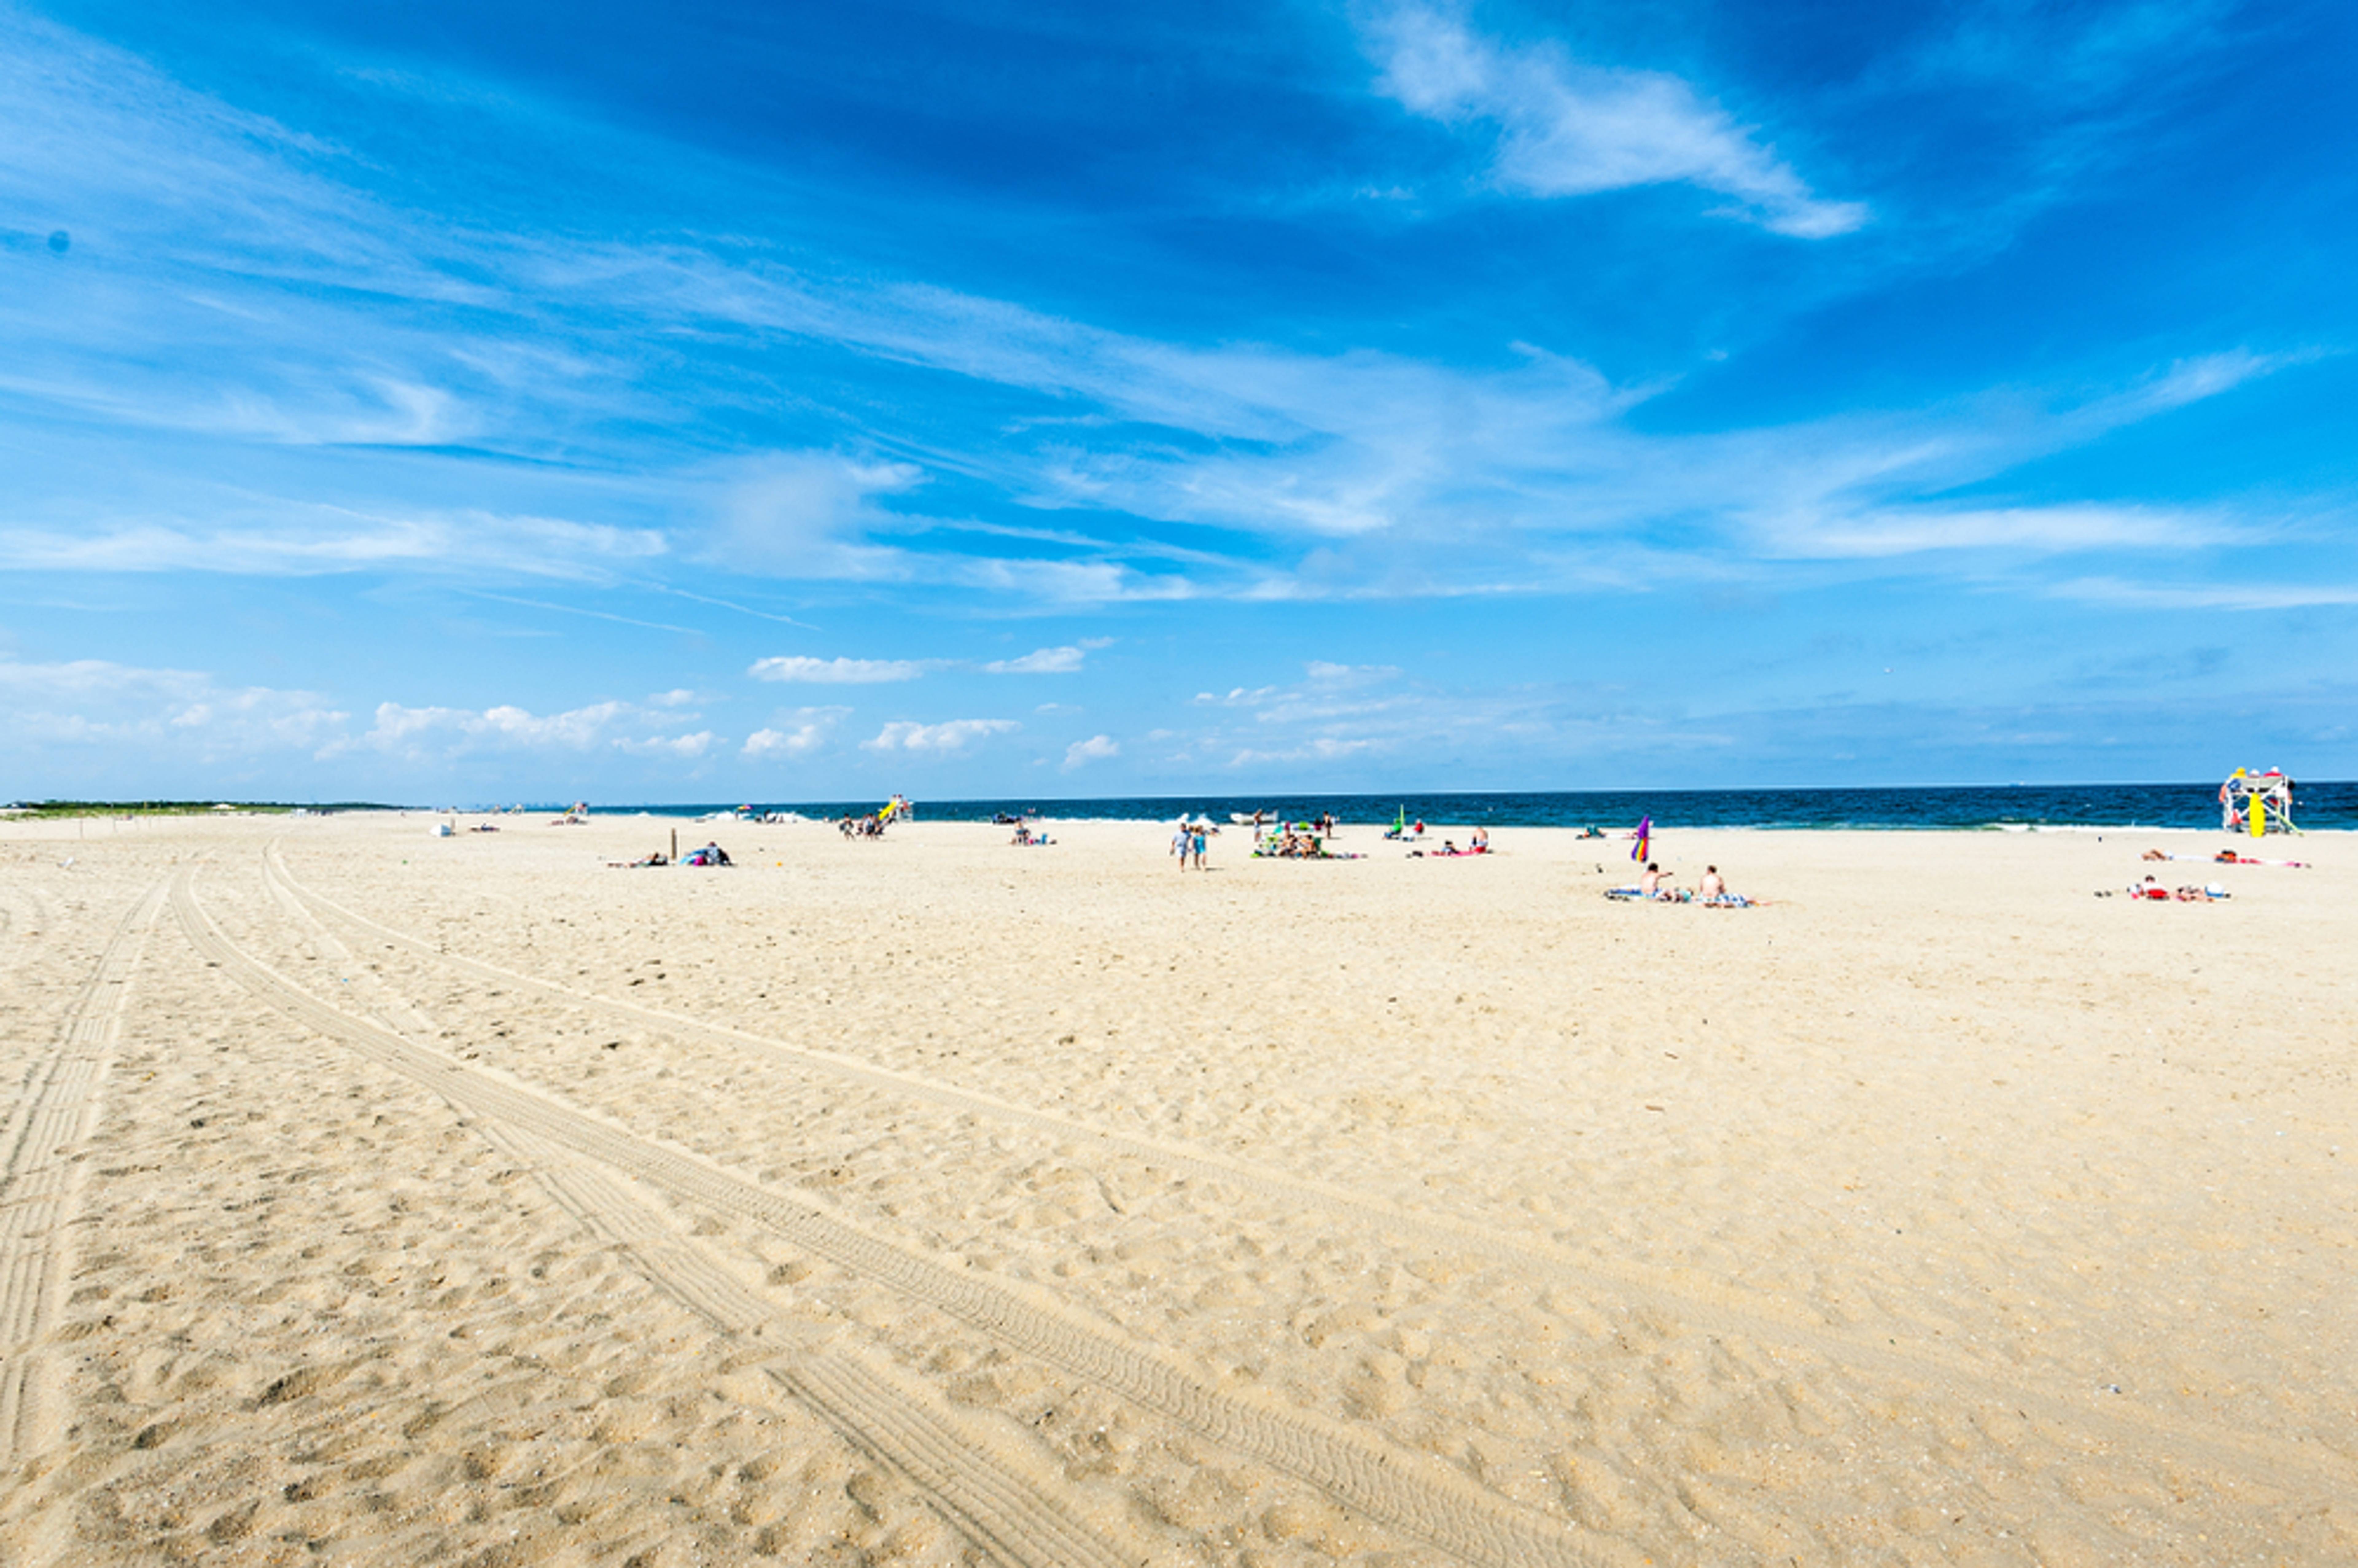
xmin=1630 ymin=815 xmax=1652 ymax=861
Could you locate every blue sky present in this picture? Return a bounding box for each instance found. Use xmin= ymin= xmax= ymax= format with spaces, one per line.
xmin=4 ymin=0 xmax=2354 ymax=802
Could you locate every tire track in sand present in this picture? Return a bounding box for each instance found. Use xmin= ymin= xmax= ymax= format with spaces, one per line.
xmin=504 ymin=1124 xmax=1149 ymax=1568
xmin=191 ymin=867 xmax=1631 ymax=1568
xmin=243 ymin=859 xmax=1146 ymax=1568
xmin=0 ymin=878 xmax=164 ymax=1470
xmin=267 ymin=843 xmax=2358 ymax=1500
xmin=0 ymin=886 xmax=61 ymax=951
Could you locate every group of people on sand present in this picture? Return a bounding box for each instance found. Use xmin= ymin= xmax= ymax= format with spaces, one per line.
xmin=2116 ymin=874 xmax=2228 ymax=902
xmin=1409 ymin=827 xmax=1489 ymax=858
xmin=1008 ymin=822 xmax=1054 ymax=846
xmin=838 ymin=814 xmax=889 ymax=840
xmin=1257 ymin=825 xmax=1353 ymax=859
xmin=1171 ymin=821 xmax=1212 ymax=870
xmin=1615 ymin=860 xmax=1750 ymax=906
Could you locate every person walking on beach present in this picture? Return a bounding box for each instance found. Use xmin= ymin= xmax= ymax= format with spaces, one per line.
xmin=1189 ymin=823 xmax=1209 ymax=870
xmin=1172 ymin=822 xmax=1191 ymax=869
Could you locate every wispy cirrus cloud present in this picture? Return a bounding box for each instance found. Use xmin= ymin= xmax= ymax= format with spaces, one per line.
xmin=1757 ymin=501 xmax=2236 ymax=560
xmin=2050 ymin=576 xmax=2358 ymax=611
xmin=1 ymin=4 xmax=2299 ymax=620
xmin=751 ymin=640 xmax=1112 ymax=683
xmin=1364 ymin=2 xmax=1867 ymax=237
xmin=616 ymin=731 xmax=715 ymax=758
xmin=1225 ymin=735 xmax=1376 ymax=768
xmin=0 ymin=508 xmax=666 ymax=580
xmin=695 ymin=452 xmax=1199 ymax=602
xmin=701 ymin=453 xmax=928 ymax=580
xmin=748 ymin=654 xmax=928 ymax=684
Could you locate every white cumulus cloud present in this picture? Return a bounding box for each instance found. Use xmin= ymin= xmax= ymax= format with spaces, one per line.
xmin=0 ymin=658 xmax=346 ymax=756
xmin=1062 ymin=733 xmax=1119 ymax=770
xmin=743 ymin=706 xmax=847 ymax=758
xmin=861 ymin=718 xmax=1019 ymax=753
xmin=330 ymin=692 xmax=712 ymax=761
xmin=985 ymin=644 xmax=1086 ymax=674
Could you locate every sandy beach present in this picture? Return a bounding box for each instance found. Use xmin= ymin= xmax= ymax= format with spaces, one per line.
xmin=2 ymin=809 xmax=2353 ymax=1567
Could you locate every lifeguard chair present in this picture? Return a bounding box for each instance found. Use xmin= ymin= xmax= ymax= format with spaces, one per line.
xmin=2220 ymin=768 xmax=2297 ymax=835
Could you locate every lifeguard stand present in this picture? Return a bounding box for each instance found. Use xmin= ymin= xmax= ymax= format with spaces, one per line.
xmin=2220 ymin=768 xmax=2297 ymax=835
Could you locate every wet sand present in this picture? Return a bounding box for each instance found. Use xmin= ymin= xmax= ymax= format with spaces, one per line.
xmin=2 ymin=810 xmax=2353 ymax=1566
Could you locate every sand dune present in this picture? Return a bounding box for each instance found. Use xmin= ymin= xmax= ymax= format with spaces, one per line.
xmin=2 ymin=811 xmax=2353 ymax=1565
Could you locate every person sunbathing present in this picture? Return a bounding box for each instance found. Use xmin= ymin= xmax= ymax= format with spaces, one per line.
xmin=1696 ymin=866 xmax=1753 ymax=906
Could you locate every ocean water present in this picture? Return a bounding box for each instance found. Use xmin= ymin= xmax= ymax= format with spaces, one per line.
xmin=578 ymin=780 xmax=2356 ymax=832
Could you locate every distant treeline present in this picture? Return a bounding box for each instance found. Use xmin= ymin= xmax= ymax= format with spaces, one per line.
xmin=3 ymin=800 xmax=396 ymax=817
